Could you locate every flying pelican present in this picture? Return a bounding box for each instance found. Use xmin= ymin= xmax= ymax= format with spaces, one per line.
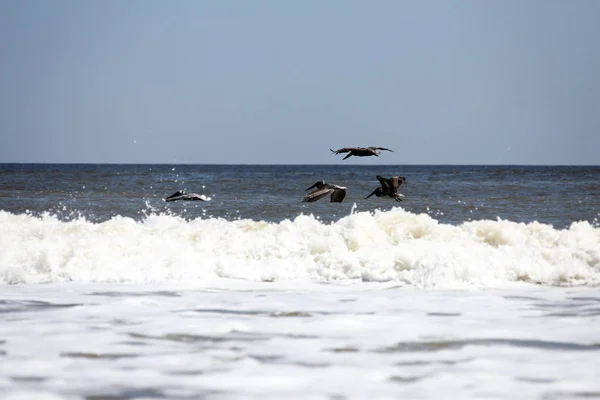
xmin=330 ymin=146 xmax=394 ymax=160
xmin=164 ymin=190 xmax=209 ymax=202
xmin=366 ymin=176 xmax=406 ymax=202
xmin=302 ymin=180 xmax=347 ymax=203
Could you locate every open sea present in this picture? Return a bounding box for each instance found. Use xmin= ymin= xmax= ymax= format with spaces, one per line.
xmin=1 ymin=163 xmax=599 ymax=399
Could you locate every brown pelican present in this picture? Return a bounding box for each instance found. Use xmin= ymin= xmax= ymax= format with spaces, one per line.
xmin=330 ymin=146 xmax=394 ymax=160
xmin=303 ymin=181 xmax=347 ymax=203
xmin=164 ymin=190 xmax=209 ymax=202
xmin=366 ymin=176 xmax=406 ymax=202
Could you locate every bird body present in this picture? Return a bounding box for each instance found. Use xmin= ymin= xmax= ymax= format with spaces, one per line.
xmin=366 ymin=175 xmax=406 ymax=202
xmin=330 ymin=146 xmax=393 ymax=160
xmin=303 ymin=180 xmax=347 ymax=203
xmin=164 ymin=190 xmax=209 ymax=202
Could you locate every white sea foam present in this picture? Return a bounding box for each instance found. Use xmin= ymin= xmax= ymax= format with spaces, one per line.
xmin=1 ymin=283 xmax=600 ymax=399
xmin=1 ymin=208 xmax=598 ymax=287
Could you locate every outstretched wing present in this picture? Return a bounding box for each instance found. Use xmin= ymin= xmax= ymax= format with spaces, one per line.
xmin=303 ymin=187 xmax=334 ymax=203
xmin=368 ymin=146 xmax=393 ymax=152
xmin=186 ymin=193 xmax=208 ymax=201
xmin=329 ymin=188 xmax=346 ymax=203
xmin=165 ymin=190 xmax=186 ymax=202
xmin=375 ymin=175 xmax=393 ymax=194
xmin=330 ymin=147 xmax=360 ymax=154
xmin=365 ymin=187 xmax=381 ymax=199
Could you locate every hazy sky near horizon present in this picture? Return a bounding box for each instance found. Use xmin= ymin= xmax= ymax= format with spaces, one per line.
xmin=1 ymin=1 xmax=599 ymax=164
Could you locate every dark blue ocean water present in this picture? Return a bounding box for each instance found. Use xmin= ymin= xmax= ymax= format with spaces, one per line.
xmin=0 ymin=164 xmax=598 ymax=228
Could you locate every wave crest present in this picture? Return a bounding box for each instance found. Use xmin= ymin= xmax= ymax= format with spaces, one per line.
xmin=1 ymin=209 xmax=598 ymax=288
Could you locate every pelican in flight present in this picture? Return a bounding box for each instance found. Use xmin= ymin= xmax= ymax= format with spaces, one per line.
xmin=164 ymin=190 xmax=209 ymax=202
xmin=366 ymin=176 xmax=406 ymax=202
xmin=303 ymin=180 xmax=347 ymax=203
xmin=330 ymin=146 xmax=394 ymax=160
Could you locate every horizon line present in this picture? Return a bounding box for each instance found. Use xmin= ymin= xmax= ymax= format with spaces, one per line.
xmin=1 ymin=162 xmax=598 ymax=167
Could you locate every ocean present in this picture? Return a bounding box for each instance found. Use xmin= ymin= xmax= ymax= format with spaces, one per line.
xmin=1 ymin=164 xmax=599 ymax=399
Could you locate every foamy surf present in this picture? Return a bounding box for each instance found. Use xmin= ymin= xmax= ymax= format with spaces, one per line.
xmin=1 ymin=209 xmax=598 ymax=287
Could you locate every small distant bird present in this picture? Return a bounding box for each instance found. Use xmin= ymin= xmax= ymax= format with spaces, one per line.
xmin=330 ymin=146 xmax=394 ymax=160
xmin=366 ymin=176 xmax=406 ymax=202
xmin=164 ymin=190 xmax=209 ymax=202
xmin=303 ymin=181 xmax=347 ymax=203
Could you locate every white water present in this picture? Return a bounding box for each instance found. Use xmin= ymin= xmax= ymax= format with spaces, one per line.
xmin=1 ymin=283 xmax=599 ymax=399
xmin=2 ymin=208 xmax=600 ymax=398
xmin=1 ymin=208 xmax=599 ymax=288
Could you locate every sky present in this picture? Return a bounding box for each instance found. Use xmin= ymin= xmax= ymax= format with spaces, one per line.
xmin=1 ymin=0 xmax=599 ymax=165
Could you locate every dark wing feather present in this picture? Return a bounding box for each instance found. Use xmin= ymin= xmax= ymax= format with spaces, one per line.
xmin=184 ymin=193 xmax=206 ymax=201
xmin=366 ymin=187 xmax=380 ymax=199
xmin=165 ymin=190 xmax=185 ymax=202
xmin=329 ymin=188 xmax=346 ymax=203
xmin=375 ymin=176 xmax=393 ymax=194
xmin=331 ymin=147 xmax=360 ymax=154
xmin=303 ymin=187 xmax=334 ymax=202
xmin=166 ymin=192 xmax=207 ymax=202
xmin=368 ymin=147 xmax=394 ymax=152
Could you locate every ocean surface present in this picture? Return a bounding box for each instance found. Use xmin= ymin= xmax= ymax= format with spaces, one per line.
xmin=1 ymin=164 xmax=599 ymax=399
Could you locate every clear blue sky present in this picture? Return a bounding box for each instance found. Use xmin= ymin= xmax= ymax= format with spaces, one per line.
xmin=1 ymin=0 xmax=599 ymax=164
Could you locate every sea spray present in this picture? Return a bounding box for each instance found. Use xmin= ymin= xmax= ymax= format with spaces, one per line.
xmin=1 ymin=209 xmax=599 ymax=287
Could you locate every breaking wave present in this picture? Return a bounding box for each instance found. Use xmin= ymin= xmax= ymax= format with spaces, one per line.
xmin=1 ymin=209 xmax=599 ymax=288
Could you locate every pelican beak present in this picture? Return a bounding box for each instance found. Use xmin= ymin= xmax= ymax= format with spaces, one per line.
xmin=305 ymin=182 xmax=319 ymax=191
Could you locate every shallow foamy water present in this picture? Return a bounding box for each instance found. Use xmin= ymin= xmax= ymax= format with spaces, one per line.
xmin=1 ymin=282 xmax=599 ymax=399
